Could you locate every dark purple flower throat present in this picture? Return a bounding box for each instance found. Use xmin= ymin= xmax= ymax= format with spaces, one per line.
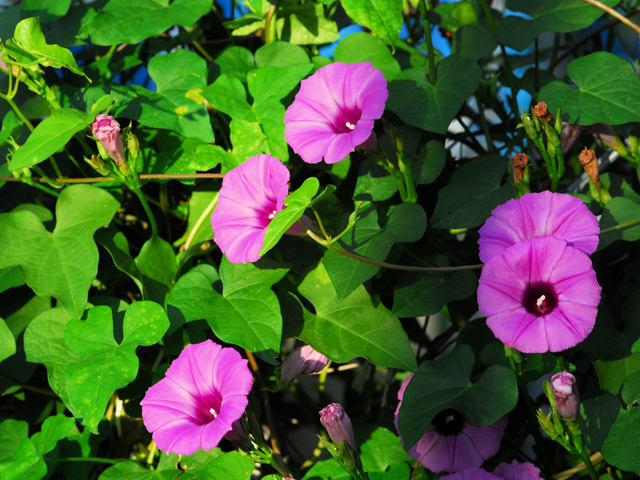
xmin=524 ymin=283 xmax=557 ymax=316
xmin=432 ymin=409 xmax=464 ymax=436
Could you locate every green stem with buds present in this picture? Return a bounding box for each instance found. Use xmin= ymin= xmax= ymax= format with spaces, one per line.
xmin=418 ymin=0 xmax=436 ymax=85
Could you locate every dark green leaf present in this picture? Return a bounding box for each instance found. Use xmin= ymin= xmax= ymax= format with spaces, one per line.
xmin=78 ymin=0 xmax=213 ymax=45
xmin=260 ymin=177 xmax=320 ymax=256
xmin=10 ymin=109 xmax=93 ymax=170
xmin=298 ymin=262 xmax=417 ymax=371
xmin=432 ymin=1 xmax=480 ymax=32
xmin=167 ymin=259 xmax=288 ymax=362
xmin=452 ymin=24 xmax=497 ymax=60
xmin=601 ymin=406 xmax=640 ymax=474
xmin=21 ymin=0 xmax=72 ymax=24
xmin=495 ymin=16 xmax=537 ymax=52
xmin=340 ymin=0 xmax=402 ymax=44
xmin=64 ymin=302 xmax=169 ymax=432
xmin=430 ymin=155 xmax=513 ymax=229
xmin=622 ymin=371 xmax=640 ymax=407
xmin=595 ymin=353 xmax=640 ymax=395
xmin=387 ymin=55 xmax=482 ymax=134
xmin=0 ymin=319 xmax=15 ymax=363
xmin=323 ymin=203 xmax=427 ymax=300
xmin=398 ymin=345 xmax=518 ymax=450
xmin=354 ymin=161 xmax=398 ymax=202
xmin=541 ymin=52 xmax=640 ymax=125
xmin=0 ymin=267 xmax=24 ymax=295
xmin=0 ymin=185 xmax=120 ymax=318
xmin=599 ymin=197 xmax=640 ymax=251
xmin=393 ymin=270 xmax=478 ymax=318
xmin=506 ymin=0 xmax=619 ymax=33
xmin=275 ymin=4 xmax=340 ymax=45
xmin=95 ymin=226 xmax=145 ymax=299
xmin=580 ymin=392 xmax=621 ymax=451
xmin=334 ymin=32 xmax=401 ymax=82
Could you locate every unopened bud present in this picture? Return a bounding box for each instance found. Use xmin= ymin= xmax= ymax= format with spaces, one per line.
xmin=280 ymin=345 xmax=329 ymax=382
xmin=579 ymin=148 xmax=600 ymax=187
xmin=551 ymin=371 xmax=580 ymax=422
xmin=92 ymin=114 xmax=124 ymax=165
xmin=320 ymin=403 xmax=356 ymax=450
xmin=519 ymin=112 xmax=539 ymax=140
xmin=554 ymin=107 xmax=563 ymax=135
xmin=84 ymin=155 xmax=109 ymax=176
xmin=534 ymin=101 xmax=554 ymax=124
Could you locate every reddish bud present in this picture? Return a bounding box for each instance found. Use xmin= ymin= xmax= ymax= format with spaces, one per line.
xmin=512 ymin=153 xmax=529 ymax=185
xmin=533 ymin=101 xmax=554 ymax=124
xmin=551 ymin=371 xmax=580 ymax=422
xmin=320 ymin=403 xmax=356 ymax=449
xmin=579 ymin=148 xmax=600 ymax=187
xmin=92 ymin=114 xmax=124 ymax=165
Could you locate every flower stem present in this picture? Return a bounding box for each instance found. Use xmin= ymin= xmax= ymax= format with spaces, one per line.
xmin=581 ymin=0 xmax=640 ymax=35
xmin=418 ymin=0 xmax=436 ymax=85
xmin=600 ymin=217 xmax=640 ymax=234
xmin=580 ymin=448 xmax=600 ymax=480
xmin=132 ymin=185 xmax=159 ymax=239
xmin=306 ymin=230 xmax=483 ymax=272
xmin=0 ymin=92 xmax=35 ymax=132
xmin=184 ymin=193 xmax=218 ymax=250
xmin=43 ymin=457 xmax=125 ymax=464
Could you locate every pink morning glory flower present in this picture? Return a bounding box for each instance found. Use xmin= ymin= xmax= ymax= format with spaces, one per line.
xmin=440 ymin=468 xmax=503 ymax=480
xmin=320 ymin=403 xmax=356 ymax=449
xmin=280 ymin=345 xmax=329 ymax=382
xmin=284 ymin=62 xmax=388 ymax=164
xmin=478 ymin=191 xmax=599 ymax=264
xmin=493 ymin=460 xmax=542 ymax=480
xmin=395 ymin=376 xmax=507 ymax=473
xmin=478 ymin=236 xmax=601 ymax=353
xmin=210 ymin=154 xmax=289 ymax=264
xmin=140 ymin=340 xmax=253 ymax=455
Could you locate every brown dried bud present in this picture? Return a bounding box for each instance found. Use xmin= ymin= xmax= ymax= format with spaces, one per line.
xmin=512 ymin=153 xmax=528 ymax=184
xmin=534 ymin=102 xmax=555 ymax=124
xmin=579 ymin=148 xmax=600 ymax=187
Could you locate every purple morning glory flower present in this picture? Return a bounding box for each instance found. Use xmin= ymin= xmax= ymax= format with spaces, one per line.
xmin=210 ymin=154 xmax=290 ymax=264
xmin=284 ymin=62 xmax=388 ymax=164
xmin=320 ymin=403 xmax=356 ymax=449
xmin=141 ymin=340 xmax=253 ymax=455
xmin=478 ymin=191 xmax=599 ymax=264
xmin=493 ymin=460 xmax=542 ymax=480
xmin=478 ymin=236 xmax=601 ymax=353
xmin=395 ymin=376 xmax=507 ymax=473
xmin=280 ymin=345 xmax=329 ymax=382
xmin=440 ymin=468 xmax=503 ymax=480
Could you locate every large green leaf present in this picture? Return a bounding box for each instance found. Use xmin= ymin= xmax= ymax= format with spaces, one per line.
xmin=302 ymin=459 xmax=350 ymax=480
xmin=595 ymin=354 xmax=640 ymax=396
xmin=260 ymin=177 xmax=320 ymax=257
xmin=599 ymin=197 xmax=640 ymax=251
xmin=64 ymin=302 xmax=169 ymax=432
xmin=360 ymin=427 xmax=413 ymax=473
xmin=398 ymin=345 xmax=518 ymax=451
xmin=24 ymin=308 xmax=81 ymax=416
xmin=323 ymin=203 xmax=427 ymax=300
xmin=297 ymin=262 xmax=417 ymax=371
xmin=334 ymin=32 xmax=401 ymax=82
xmin=204 ymin=62 xmax=312 ymax=162
xmin=13 ymin=17 xmax=84 ymax=76
xmin=78 ymin=0 xmax=213 ymax=45
xmin=167 ymin=259 xmax=288 ymax=362
xmin=601 ymin=401 xmax=640 ymax=474
xmin=0 ymin=185 xmax=119 ymax=318
xmin=135 ymin=236 xmax=177 ymax=305
xmin=0 ymin=420 xmax=46 ymax=480
xmin=392 ymin=270 xmax=478 ymax=318
xmin=340 ymin=0 xmax=402 ymax=44
xmin=30 ymin=414 xmax=75 ymax=456
xmin=205 ymin=452 xmax=254 ymax=479
xmin=506 ymin=0 xmax=619 ymax=33
xmin=113 ymin=50 xmax=214 ymax=143
xmin=580 ymin=392 xmax=621 ymax=451
xmin=21 ymin=0 xmax=73 ymax=24
xmin=430 ymin=155 xmax=513 ymax=229
xmin=0 ymin=319 xmax=15 ymax=363
xmin=275 ymin=4 xmax=340 ymax=45
xmin=541 ymin=52 xmax=640 ymax=125
xmin=387 ymin=55 xmax=482 ymax=134
xmin=10 ymin=109 xmax=94 ymax=170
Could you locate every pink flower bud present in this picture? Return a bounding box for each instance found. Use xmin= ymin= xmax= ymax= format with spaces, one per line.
xmin=320 ymin=403 xmax=356 ymax=449
xmin=551 ymin=371 xmax=580 ymax=421
xmin=92 ymin=114 xmax=124 ymax=165
xmin=280 ymin=345 xmax=329 ymax=382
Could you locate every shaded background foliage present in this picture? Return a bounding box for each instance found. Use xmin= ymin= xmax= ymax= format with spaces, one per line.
xmin=1 ymin=0 xmax=640 ymax=478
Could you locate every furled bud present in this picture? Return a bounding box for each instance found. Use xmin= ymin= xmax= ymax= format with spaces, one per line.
xmin=320 ymin=403 xmax=356 ymax=450
xmin=92 ymin=114 xmax=124 ymax=165
xmin=533 ymin=101 xmax=554 ymax=124
xmin=512 ymin=153 xmax=528 ymax=185
xmin=127 ymin=133 xmax=140 ymax=161
xmin=579 ymin=148 xmax=600 ymax=187
xmin=281 ymin=345 xmax=329 ymax=382
xmin=551 ymin=371 xmax=580 ymax=422
xmin=519 ymin=112 xmax=539 ymax=141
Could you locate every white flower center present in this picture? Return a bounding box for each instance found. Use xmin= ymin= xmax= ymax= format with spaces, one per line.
xmin=268 ymin=210 xmax=278 ymax=220
xmin=536 ymin=295 xmax=546 ymax=308
xmin=209 ymin=408 xmax=218 ymax=418
xmin=345 ymin=122 xmax=356 ymax=130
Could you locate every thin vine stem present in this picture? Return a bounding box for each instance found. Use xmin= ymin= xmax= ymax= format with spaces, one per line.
xmin=600 ymin=217 xmax=640 ymax=234
xmin=0 ymin=173 xmax=225 ymax=184
xmin=43 ymin=457 xmax=125 ymax=464
xmin=418 ymin=0 xmax=436 ymax=85
xmin=581 ymin=0 xmax=640 ymax=35
xmin=306 ymin=230 xmax=483 ymax=272
xmin=184 ymin=193 xmax=218 ymax=250
xmin=132 ymin=185 xmax=159 ymax=239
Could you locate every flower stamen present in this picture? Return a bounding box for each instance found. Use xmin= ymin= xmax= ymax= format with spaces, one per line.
xmin=268 ymin=209 xmax=278 ymax=220
xmin=209 ymin=408 xmax=218 ymax=419
xmin=345 ymin=122 xmax=356 ymax=130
